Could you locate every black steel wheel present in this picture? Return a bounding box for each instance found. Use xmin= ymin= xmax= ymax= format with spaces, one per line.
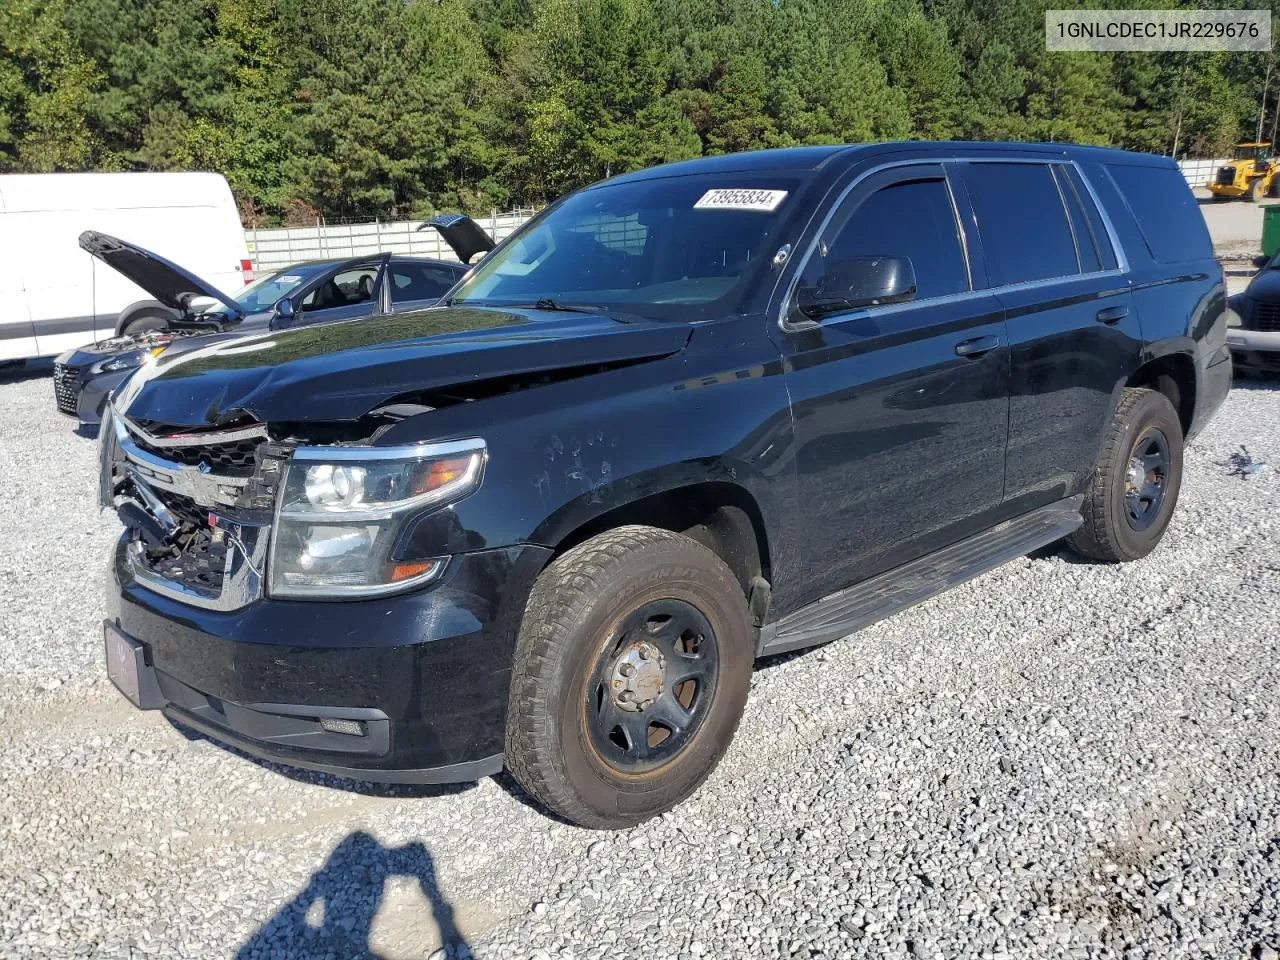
xmin=506 ymin=526 xmax=754 ymax=829
xmin=583 ymin=599 xmax=720 ymax=773
xmin=1068 ymin=387 xmax=1184 ymax=562
xmin=1123 ymin=427 xmax=1171 ymax=531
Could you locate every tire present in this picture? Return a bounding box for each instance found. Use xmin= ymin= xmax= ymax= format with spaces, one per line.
xmin=505 ymin=525 xmax=754 ymax=829
xmin=119 ymin=310 xmax=170 ymax=337
xmin=1067 ymin=387 xmax=1184 ymax=563
xmin=1250 ymin=178 xmax=1267 ymax=202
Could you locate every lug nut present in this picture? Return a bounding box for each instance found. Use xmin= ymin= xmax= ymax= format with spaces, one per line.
xmin=619 ymin=663 xmax=636 ymax=677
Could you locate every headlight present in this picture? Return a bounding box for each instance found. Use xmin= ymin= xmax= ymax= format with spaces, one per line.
xmin=1227 ymin=303 xmax=1244 ymax=327
xmin=268 ymin=438 xmax=486 ymax=598
xmin=92 ymin=351 xmax=145 ymax=375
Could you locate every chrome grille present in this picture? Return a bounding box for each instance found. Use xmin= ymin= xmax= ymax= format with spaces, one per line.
xmin=1252 ymin=300 xmax=1280 ymax=332
xmin=52 ymin=364 xmax=80 ymax=415
xmin=129 ymin=432 xmax=262 ymax=475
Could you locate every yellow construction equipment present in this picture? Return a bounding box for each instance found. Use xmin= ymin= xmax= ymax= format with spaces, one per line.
xmin=1207 ymin=142 xmax=1279 ymax=201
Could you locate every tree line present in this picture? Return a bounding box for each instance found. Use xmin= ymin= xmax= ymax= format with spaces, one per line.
xmin=1 ymin=0 xmax=1276 ymax=225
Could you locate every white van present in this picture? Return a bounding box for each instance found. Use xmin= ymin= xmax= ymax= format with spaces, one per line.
xmin=0 ymin=172 xmax=249 ymax=361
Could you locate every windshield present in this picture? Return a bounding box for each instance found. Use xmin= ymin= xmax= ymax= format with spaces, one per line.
xmin=202 ymin=263 xmax=332 ymax=316
xmin=449 ymin=174 xmax=800 ymax=319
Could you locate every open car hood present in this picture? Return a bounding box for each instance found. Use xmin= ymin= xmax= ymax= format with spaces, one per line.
xmin=114 ymin=305 xmax=691 ymax=426
xmin=417 ymin=213 xmax=496 ymax=265
xmin=79 ymin=231 xmax=244 ymax=320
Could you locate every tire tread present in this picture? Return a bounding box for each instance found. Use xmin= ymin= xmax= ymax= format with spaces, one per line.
xmin=505 ymin=525 xmax=745 ymax=828
xmin=1067 ymin=386 xmax=1180 ymax=563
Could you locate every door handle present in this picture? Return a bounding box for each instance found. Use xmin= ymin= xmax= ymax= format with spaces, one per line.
xmin=1096 ymin=305 xmax=1129 ymax=324
xmin=954 ymin=335 xmax=1000 ymax=358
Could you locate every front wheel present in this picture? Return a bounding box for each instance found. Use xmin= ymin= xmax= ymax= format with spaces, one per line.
xmin=1067 ymin=387 xmax=1184 ymax=562
xmin=505 ymin=526 xmax=754 ymax=829
xmin=119 ymin=310 xmax=170 ymax=337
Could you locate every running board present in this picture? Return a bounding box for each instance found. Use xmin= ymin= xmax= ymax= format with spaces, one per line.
xmin=757 ymin=496 xmax=1084 ymax=658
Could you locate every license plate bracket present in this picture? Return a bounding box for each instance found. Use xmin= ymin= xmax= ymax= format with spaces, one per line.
xmin=104 ymin=621 xmax=164 ymax=710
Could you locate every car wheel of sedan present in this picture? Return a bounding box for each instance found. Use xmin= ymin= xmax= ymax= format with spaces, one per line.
xmin=505 ymin=525 xmax=754 ymax=829
xmin=1067 ymin=387 xmax=1184 ymax=563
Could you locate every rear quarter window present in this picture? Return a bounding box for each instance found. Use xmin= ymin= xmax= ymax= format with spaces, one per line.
xmin=1104 ymin=163 xmax=1212 ymax=264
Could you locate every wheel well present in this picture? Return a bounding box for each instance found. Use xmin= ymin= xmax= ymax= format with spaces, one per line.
xmin=1127 ymin=355 xmax=1195 ymax=437
xmin=114 ymin=301 xmax=176 ymax=337
xmin=553 ymin=483 xmax=771 ymax=600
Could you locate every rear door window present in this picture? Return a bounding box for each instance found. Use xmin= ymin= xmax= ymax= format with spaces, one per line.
xmin=1104 ymin=163 xmax=1212 ymax=263
xmin=963 ymin=163 xmax=1079 ymax=286
xmin=811 ymin=175 xmax=969 ymax=302
xmin=390 ymin=263 xmax=458 ymax=304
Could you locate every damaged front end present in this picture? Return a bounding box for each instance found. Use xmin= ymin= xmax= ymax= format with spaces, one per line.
xmin=101 ymin=404 xmax=487 ymax=609
xmin=101 ymin=407 xmax=283 ymax=609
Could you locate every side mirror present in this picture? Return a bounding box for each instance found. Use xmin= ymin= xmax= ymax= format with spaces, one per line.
xmin=796 ymin=256 xmax=916 ymax=319
xmin=1253 ymin=254 xmax=1271 ymax=268
xmin=273 ymin=298 xmax=296 ymax=324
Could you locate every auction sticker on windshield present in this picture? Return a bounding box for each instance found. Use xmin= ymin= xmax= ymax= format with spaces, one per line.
xmin=694 ymin=189 xmax=788 ymax=212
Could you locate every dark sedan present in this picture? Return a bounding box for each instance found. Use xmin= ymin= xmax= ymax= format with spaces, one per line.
xmin=54 ymin=216 xmax=493 ymax=424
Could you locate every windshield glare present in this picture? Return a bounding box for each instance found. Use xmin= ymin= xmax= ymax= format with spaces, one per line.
xmin=450 ymin=175 xmax=798 ymax=318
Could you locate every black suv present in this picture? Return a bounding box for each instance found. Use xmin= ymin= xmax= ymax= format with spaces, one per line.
xmin=99 ymin=143 xmax=1231 ymax=828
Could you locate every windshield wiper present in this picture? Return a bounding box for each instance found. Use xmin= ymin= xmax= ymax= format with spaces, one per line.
xmin=523 ymin=298 xmax=604 ymax=314
xmin=450 ymin=297 xmax=646 ymax=323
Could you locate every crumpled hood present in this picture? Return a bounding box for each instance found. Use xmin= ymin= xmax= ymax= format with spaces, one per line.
xmin=115 ymin=306 xmax=692 ymax=426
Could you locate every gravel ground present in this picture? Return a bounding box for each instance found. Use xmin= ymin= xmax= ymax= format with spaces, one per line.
xmin=0 ymin=367 xmax=1278 ymax=960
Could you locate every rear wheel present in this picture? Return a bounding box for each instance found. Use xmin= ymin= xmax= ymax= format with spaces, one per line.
xmin=1067 ymin=387 xmax=1184 ymax=563
xmin=505 ymin=525 xmax=754 ymax=829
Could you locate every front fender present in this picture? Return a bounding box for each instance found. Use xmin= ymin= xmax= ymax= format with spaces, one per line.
xmin=383 ymin=322 xmax=797 ymax=577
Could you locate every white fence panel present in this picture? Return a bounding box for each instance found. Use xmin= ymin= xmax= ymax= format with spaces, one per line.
xmin=245 ymin=209 xmax=539 ymax=276
xmin=1178 ymin=157 xmax=1230 ymax=189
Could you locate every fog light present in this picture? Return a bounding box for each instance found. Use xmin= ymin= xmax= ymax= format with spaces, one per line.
xmin=319 ymin=717 xmax=367 ymax=737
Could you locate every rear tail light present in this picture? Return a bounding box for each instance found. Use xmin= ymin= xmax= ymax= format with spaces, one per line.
xmin=240 ymin=258 xmax=253 ymax=284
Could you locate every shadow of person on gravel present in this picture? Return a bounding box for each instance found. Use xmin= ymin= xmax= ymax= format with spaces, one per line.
xmin=235 ymin=830 xmax=472 ymax=960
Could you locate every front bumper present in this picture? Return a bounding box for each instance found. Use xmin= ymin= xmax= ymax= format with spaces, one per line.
xmin=1228 ymin=327 xmax=1280 ymax=353
xmin=108 ymin=534 xmax=552 ymax=782
xmin=52 ymin=356 xmax=129 ymax=425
